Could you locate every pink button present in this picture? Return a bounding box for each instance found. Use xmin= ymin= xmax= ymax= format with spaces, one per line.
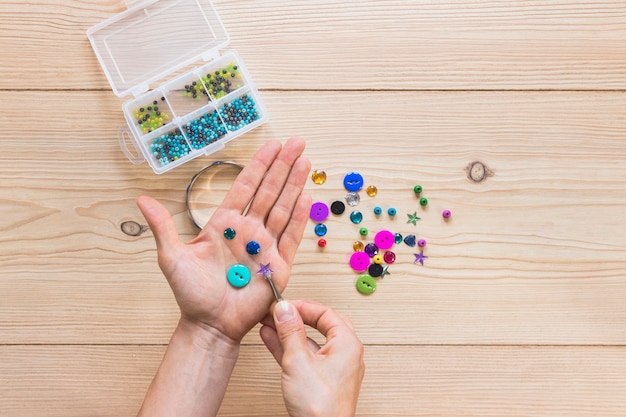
xmin=349 ymin=251 xmax=370 ymax=272
xmin=309 ymin=202 xmax=329 ymax=222
xmin=374 ymin=230 xmax=395 ymax=250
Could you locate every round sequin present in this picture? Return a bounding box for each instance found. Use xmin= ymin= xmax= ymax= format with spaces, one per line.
xmin=331 ymin=200 xmax=346 ymax=215
xmin=314 ymin=223 xmax=328 ymax=237
xmin=311 ymin=169 xmax=327 ymax=185
xmin=353 ymin=241 xmax=364 ymax=251
xmin=366 ymin=185 xmax=378 ymax=197
xmin=223 ymin=227 xmax=236 ymax=240
xmin=349 ymin=211 xmax=363 ymax=224
xmin=364 ymin=243 xmax=379 ymax=257
xmin=345 ymin=192 xmax=360 ymax=207
xmin=383 ymin=251 xmax=396 ymax=264
xmin=374 ymin=230 xmax=395 ymax=250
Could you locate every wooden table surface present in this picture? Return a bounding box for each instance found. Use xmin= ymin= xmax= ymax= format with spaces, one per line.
xmin=1 ymin=1 xmax=626 ymax=415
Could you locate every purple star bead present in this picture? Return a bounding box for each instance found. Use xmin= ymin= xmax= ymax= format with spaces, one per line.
xmin=413 ymin=252 xmax=428 ymax=265
xmin=257 ymin=263 xmax=273 ymax=279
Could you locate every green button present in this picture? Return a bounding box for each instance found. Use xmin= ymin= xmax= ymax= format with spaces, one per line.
xmin=356 ymin=274 xmax=377 ymax=295
xmin=227 ymin=264 xmax=251 ymax=288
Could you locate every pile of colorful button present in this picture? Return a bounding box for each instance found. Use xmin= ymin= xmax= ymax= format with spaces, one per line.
xmin=309 ymin=170 xmax=452 ymax=295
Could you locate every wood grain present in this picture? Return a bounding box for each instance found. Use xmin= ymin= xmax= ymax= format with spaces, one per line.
xmin=1 ymin=345 xmax=626 ymax=417
xmin=0 ymin=90 xmax=624 ymax=346
xmin=1 ymin=0 xmax=626 ymax=415
xmin=0 ymin=1 xmax=625 ymax=90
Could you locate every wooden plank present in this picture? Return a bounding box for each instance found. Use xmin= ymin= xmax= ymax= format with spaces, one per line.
xmin=0 ymin=90 xmax=625 ymax=345
xmin=1 ymin=345 xmax=626 ymax=416
xmin=0 ymin=1 xmax=625 ymax=90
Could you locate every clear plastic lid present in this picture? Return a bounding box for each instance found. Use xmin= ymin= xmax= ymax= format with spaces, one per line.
xmin=87 ymin=0 xmax=229 ymax=97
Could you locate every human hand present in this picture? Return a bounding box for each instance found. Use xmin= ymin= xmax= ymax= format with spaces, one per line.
xmin=137 ymin=138 xmax=312 ymax=343
xmin=260 ymin=300 xmax=365 ymax=417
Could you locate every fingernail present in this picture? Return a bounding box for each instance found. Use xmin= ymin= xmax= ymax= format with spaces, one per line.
xmin=274 ymin=300 xmax=295 ymax=323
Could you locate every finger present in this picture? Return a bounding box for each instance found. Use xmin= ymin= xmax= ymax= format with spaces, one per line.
xmin=272 ymin=300 xmax=311 ymax=359
xmin=265 ymin=155 xmax=311 ymax=238
xmin=260 ymin=325 xmax=283 ymax=363
xmin=291 ymin=300 xmax=354 ymax=341
xmin=277 ymin=192 xmax=313 ymax=265
xmin=245 ymin=137 xmax=307 ymax=221
xmin=218 ymin=140 xmax=282 ymax=214
xmin=260 ymin=324 xmax=320 ymax=365
xmin=136 ymin=196 xmax=180 ymax=254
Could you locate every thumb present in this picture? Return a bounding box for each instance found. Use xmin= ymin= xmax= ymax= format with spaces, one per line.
xmin=273 ymin=300 xmax=309 ymax=357
xmin=136 ymin=196 xmax=180 ymax=254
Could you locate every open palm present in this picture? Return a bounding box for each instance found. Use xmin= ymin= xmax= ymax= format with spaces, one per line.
xmin=138 ymin=138 xmax=311 ymax=342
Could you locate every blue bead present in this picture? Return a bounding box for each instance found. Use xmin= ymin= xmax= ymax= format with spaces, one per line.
xmin=403 ymin=234 xmax=416 ymax=247
xmin=350 ymin=211 xmax=363 ymax=224
xmin=387 ymin=207 xmax=397 ymax=216
xmin=314 ymin=223 xmax=327 ymax=236
xmin=246 ymin=240 xmax=261 ymax=255
xmin=373 ymin=206 xmax=382 ymax=215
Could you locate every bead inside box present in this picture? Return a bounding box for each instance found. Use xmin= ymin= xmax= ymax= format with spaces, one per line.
xmin=87 ymin=0 xmax=267 ymax=174
xmin=123 ymin=53 xmax=265 ymax=171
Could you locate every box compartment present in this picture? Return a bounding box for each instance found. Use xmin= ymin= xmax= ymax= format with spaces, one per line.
xmin=88 ymin=0 xmax=267 ymax=174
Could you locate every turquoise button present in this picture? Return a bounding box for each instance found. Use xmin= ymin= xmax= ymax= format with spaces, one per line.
xmin=227 ymin=264 xmax=251 ymax=288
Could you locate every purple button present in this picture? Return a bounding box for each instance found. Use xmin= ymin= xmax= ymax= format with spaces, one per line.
xmin=349 ymin=251 xmax=370 ymax=272
xmin=374 ymin=230 xmax=395 ymax=250
xmin=310 ymin=202 xmax=329 ymax=222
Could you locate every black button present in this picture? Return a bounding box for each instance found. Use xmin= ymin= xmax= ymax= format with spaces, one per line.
xmin=368 ymin=263 xmax=383 ymax=277
xmin=330 ymin=200 xmax=345 ymax=215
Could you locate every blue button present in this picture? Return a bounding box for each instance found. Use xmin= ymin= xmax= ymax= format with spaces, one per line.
xmin=343 ymin=172 xmax=364 ymax=192
xmin=227 ymin=264 xmax=251 ymax=288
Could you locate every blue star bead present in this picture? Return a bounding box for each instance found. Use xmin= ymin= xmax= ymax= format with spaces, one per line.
xmin=407 ymin=212 xmax=421 ymax=225
xmin=257 ymin=263 xmax=273 ymax=279
xmin=413 ymin=252 xmax=428 ymax=265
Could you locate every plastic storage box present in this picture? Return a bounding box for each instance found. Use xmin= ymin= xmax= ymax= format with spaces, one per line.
xmin=87 ymin=0 xmax=268 ymax=174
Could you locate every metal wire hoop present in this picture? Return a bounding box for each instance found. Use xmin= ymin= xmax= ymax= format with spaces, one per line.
xmin=185 ymin=161 xmax=244 ymax=229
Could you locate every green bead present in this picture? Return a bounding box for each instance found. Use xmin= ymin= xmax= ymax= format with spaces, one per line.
xmin=413 ymin=185 xmax=423 ymax=194
xmin=419 ymin=197 xmax=428 ymax=206
xmin=359 ymin=227 xmax=368 ymax=236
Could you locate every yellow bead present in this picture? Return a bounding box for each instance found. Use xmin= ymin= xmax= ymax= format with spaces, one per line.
xmin=366 ymin=185 xmax=378 ymax=197
xmin=353 ymin=241 xmax=364 ymax=251
xmin=373 ymin=254 xmax=383 ymax=264
xmin=311 ymin=169 xmax=327 ymax=185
